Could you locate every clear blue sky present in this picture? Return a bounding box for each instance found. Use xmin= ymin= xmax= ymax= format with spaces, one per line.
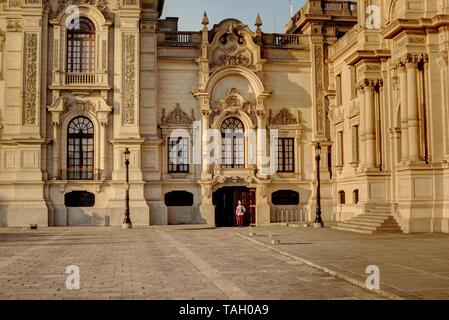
xmin=162 ymin=0 xmax=307 ymax=33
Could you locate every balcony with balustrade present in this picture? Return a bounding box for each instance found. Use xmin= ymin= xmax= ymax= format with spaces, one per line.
xmin=50 ymin=71 xmax=110 ymax=90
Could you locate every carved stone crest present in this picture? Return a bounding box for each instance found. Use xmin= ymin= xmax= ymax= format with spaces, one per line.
xmin=270 ymin=108 xmax=298 ymax=125
xmin=209 ymin=21 xmax=257 ymax=73
xmin=7 ymin=19 xmax=22 ymax=32
xmin=211 ymin=88 xmax=256 ymax=125
xmin=162 ymin=104 xmax=193 ymax=125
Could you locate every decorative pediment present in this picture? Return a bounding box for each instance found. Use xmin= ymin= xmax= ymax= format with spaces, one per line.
xmin=162 ymin=103 xmax=193 ymax=125
xmin=208 ymin=19 xmax=260 ymax=73
xmin=269 ymin=108 xmax=298 ymax=126
xmin=47 ymin=94 xmax=112 ymax=126
xmin=210 ymin=88 xmax=256 ymax=126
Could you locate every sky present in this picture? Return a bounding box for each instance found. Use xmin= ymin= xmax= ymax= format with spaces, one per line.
xmin=162 ymin=0 xmax=307 ymax=33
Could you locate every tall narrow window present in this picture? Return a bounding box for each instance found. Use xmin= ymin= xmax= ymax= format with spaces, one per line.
xmin=67 ymin=17 xmax=95 ymax=73
xmin=339 ymin=190 xmax=346 ymax=204
xmin=168 ymin=136 xmax=189 ymax=173
xmin=352 ymin=125 xmax=359 ymax=163
xmin=336 ymin=74 xmax=342 ymax=106
xmin=221 ymin=117 xmax=245 ymax=168
xmin=337 ymin=131 xmax=344 ymax=165
xmin=277 ymin=138 xmax=295 ymax=173
xmin=350 ymin=67 xmax=357 ymax=99
xmin=67 ymin=117 xmax=94 ymax=180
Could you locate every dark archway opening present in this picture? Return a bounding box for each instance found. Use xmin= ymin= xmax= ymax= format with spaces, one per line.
xmin=64 ymin=191 xmax=95 ymax=207
xmin=213 ymin=186 xmax=256 ymax=227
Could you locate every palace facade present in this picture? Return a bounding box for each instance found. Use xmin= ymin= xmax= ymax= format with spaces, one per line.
xmin=0 ymin=0 xmax=448 ymax=233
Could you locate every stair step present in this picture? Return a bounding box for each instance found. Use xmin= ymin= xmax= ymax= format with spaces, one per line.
xmin=366 ymin=209 xmax=391 ymax=213
xmin=331 ymin=226 xmax=375 ymax=234
xmin=340 ymin=220 xmax=383 ymax=227
xmin=355 ymin=216 xmax=391 ymax=222
xmin=336 ymin=223 xmax=378 ymax=231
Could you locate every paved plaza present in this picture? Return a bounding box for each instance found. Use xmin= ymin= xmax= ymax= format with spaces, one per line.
xmin=0 ymin=225 xmax=448 ymax=300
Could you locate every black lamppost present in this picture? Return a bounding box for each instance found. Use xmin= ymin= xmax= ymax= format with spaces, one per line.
xmin=314 ymin=143 xmax=323 ymax=228
xmin=122 ymin=148 xmax=132 ymax=229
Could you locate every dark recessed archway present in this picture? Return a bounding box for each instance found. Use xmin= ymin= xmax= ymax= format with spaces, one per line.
xmin=271 ymin=190 xmax=299 ymax=205
xmin=64 ymin=191 xmax=95 ymax=207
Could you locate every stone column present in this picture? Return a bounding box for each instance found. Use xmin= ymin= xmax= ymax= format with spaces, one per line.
xmin=256 ymin=111 xmax=267 ymax=177
xmin=364 ymin=81 xmax=377 ymax=169
xmin=201 ymin=110 xmax=211 ymax=178
xmin=406 ymin=56 xmax=420 ymax=162
xmin=52 ymin=123 xmax=60 ymax=179
xmin=398 ymin=62 xmax=409 ymax=162
xmin=357 ymin=86 xmax=366 ymax=169
xmin=100 ymin=123 xmax=107 ymax=179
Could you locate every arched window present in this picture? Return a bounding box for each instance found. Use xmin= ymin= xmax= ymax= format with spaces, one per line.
xmin=67 ymin=117 xmax=94 ymax=180
xmin=67 ymin=17 xmax=95 ymax=73
xmin=221 ymin=117 xmax=245 ymax=168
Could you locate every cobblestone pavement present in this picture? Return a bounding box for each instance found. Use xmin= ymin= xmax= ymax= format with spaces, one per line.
xmin=236 ymin=225 xmax=449 ymax=300
xmin=0 ymin=226 xmax=381 ymax=300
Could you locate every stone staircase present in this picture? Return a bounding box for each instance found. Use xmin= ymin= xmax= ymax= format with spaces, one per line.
xmin=332 ymin=204 xmax=403 ymax=234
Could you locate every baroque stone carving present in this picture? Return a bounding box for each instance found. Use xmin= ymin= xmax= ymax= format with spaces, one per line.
xmin=211 ymin=88 xmax=256 ymax=124
xmin=162 ymin=104 xmax=193 ymax=125
xmin=314 ymin=45 xmax=325 ymax=135
xmin=6 ymin=19 xmax=22 ymax=32
xmin=209 ymin=21 xmax=257 ymax=73
xmin=123 ymin=34 xmax=136 ymax=125
xmin=24 ymin=33 xmax=38 ymax=125
xmin=8 ymin=0 xmax=21 ymax=7
xmin=270 ymin=108 xmax=298 ymax=125
xmin=140 ymin=21 xmax=157 ymax=33
xmin=392 ymin=76 xmax=400 ymax=105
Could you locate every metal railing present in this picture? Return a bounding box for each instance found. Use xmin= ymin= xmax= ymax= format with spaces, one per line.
xmin=165 ymin=32 xmax=192 ymax=43
xmin=60 ymin=168 xmax=103 ymax=181
xmin=272 ymin=34 xmax=301 ymax=46
xmin=271 ymin=206 xmax=308 ymax=223
xmin=65 ymin=73 xmax=96 ymax=85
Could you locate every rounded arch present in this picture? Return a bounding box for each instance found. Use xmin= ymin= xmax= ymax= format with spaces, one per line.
xmin=51 ymin=4 xmax=110 ymax=30
xmin=206 ymin=67 xmax=265 ymax=99
xmin=387 ymin=0 xmax=398 ymax=24
xmin=212 ymin=110 xmax=255 ymax=129
xmin=61 ymin=109 xmax=100 ymax=178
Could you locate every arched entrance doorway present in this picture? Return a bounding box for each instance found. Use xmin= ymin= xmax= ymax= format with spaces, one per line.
xmin=213 ymin=186 xmax=256 ymax=227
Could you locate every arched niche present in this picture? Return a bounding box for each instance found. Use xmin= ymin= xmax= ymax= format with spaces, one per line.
xmin=206 ymin=67 xmax=266 ymax=100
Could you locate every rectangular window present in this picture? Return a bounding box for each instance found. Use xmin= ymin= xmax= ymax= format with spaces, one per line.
xmin=352 ymin=125 xmax=359 ymax=163
xmin=276 ymin=138 xmax=295 ymax=173
xmin=337 ymin=131 xmax=344 ymax=166
xmin=168 ymin=137 xmax=189 ymax=173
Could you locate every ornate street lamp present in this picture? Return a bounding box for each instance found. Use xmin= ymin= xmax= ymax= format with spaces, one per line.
xmin=122 ymin=148 xmax=132 ymax=229
xmin=314 ymin=143 xmax=324 ymax=228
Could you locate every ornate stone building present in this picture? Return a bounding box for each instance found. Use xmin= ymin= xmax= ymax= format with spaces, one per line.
xmin=325 ymin=0 xmax=449 ymax=233
xmin=0 ymin=0 xmax=447 ymax=233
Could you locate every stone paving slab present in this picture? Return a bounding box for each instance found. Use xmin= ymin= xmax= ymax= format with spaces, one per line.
xmin=236 ymin=225 xmax=449 ymax=300
xmin=0 ymin=226 xmax=381 ymax=300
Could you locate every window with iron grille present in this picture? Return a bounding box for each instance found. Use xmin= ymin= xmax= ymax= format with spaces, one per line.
xmin=67 ymin=17 xmax=95 ymax=73
xmin=67 ymin=117 xmax=94 ymax=180
xmin=168 ymin=136 xmax=189 ymax=173
xmin=221 ymin=117 xmax=245 ymax=168
xmin=276 ymin=138 xmax=295 ymax=173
